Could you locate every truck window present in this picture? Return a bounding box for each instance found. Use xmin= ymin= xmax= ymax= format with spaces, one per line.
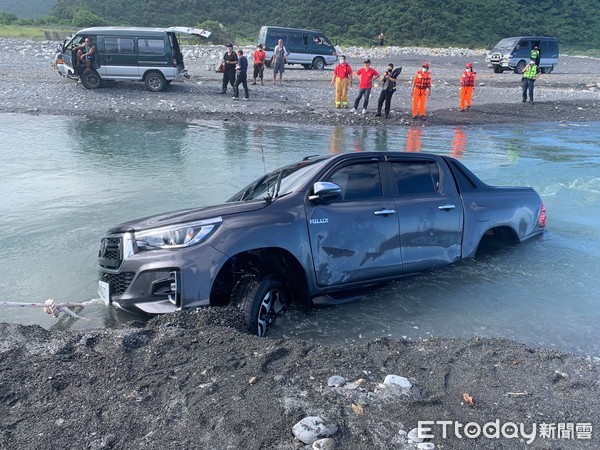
xmin=104 ymin=37 xmax=135 ymax=54
xmin=391 ymin=161 xmax=439 ymax=195
xmin=138 ymin=39 xmax=165 ymax=55
xmin=326 ymin=163 xmax=382 ymax=201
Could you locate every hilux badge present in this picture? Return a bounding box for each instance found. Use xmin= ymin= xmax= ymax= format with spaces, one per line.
xmin=309 ymin=218 xmax=329 ymax=224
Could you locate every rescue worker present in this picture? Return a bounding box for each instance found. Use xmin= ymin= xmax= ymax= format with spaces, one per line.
xmin=530 ymin=45 xmax=541 ymax=67
xmin=459 ymin=62 xmax=476 ymax=111
xmin=521 ymin=58 xmax=540 ymax=103
xmin=330 ymin=55 xmax=353 ymax=108
xmin=411 ymin=62 xmax=431 ymax=119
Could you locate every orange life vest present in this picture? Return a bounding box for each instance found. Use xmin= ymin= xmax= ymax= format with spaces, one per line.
xmin=414 ymin=71 xmax=431 ymax=89
xmin=461 ymin=71 xmax=476 ymax=87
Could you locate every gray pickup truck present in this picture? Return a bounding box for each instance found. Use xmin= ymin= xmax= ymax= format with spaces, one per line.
xmin=98 ymin=152 xmax=546 ymax=335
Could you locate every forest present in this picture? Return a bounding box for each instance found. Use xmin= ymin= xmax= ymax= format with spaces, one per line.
xmin=1 ymin=0 xmax=598 ymax=51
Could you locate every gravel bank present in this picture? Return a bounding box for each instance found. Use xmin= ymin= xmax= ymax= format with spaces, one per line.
xmin=1 ymin=38 xmax=599 ymax=126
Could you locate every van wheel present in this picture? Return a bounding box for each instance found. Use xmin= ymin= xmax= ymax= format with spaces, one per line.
xmin=144 ymin=71 xmax=166 ymax=92
xmin=493 ymin=66 xmax=503 ymax=74
xmin=234 ymin=274 xmax=288 ymax=337
xmin=80 ymin=69 xmax=102 ymax=89
xmin=312 ymin=57 xmax=325 ymax=70
xmin=514 ymin=60 xmax=526 ymax=74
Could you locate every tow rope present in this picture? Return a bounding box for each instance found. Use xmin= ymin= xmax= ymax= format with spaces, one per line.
xmin=1 ymin=299 xmax=93 ymax=319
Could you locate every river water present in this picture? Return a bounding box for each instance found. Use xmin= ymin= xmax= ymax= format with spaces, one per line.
xmin=1 ymin=113 xmax=599 ymax=356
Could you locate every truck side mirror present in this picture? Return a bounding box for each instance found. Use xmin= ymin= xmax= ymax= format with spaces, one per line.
xmin=309 ymin=182 xmax=341 ymax=201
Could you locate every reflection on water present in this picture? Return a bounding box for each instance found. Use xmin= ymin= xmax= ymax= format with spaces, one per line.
xmin=1 ymin=114 xmax=600 ymax=356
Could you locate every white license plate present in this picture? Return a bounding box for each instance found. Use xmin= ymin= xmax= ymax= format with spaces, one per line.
xmin=98 ymin=280 xmax=111 ymax=306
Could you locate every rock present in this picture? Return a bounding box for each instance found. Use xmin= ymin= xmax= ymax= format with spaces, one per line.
xmin=249 ymin=376 xmax=258 ymax=385
xmin=383 ymin=375 xmax=413 ymax=391
xmin=312 ymin=437 xmax=335 ymax=450
xmin=327 ymin=375 xmax=346 ymax=387
xmin=408 ymin=427 xmax=424 ymax=443
xmin=417 ymin=443 xmax=435 ymax=450
xmin=292 ymin=416 xmax=338 ymax=444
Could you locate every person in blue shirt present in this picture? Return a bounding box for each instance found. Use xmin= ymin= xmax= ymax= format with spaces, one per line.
xmin=233 ymin=49 xmax=249 ymax=100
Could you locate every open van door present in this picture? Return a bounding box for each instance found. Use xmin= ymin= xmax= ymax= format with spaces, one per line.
xmin=167 ymin=27 xmax=212 ymax=38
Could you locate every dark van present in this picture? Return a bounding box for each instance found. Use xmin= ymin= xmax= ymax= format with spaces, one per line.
xmin=258 ymin=26 xmax=337 ymax=70
xmin=56 ymin=26 xmax=210 ymax=91
xmin=485 ymin=36 xmax=559 ymax=74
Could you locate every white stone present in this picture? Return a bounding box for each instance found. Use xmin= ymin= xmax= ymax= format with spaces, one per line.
xmin=327 ymin=375 xmax=346 ymax=387
xmin=408 ymin=427 xmax=424 ymax=443
xmin=417 ymin=443 xmax=435 ymax=450
xmin=383 ymin=375 xmax=412 ymax=390
xmin=292 ymin=416 xmax=338 ymax=444
xmin=312 ymin=437 xmax=335 ymax=450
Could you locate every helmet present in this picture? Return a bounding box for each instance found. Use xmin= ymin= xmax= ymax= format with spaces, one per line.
xmin=466 ymin=62 xmax=473 ymax=68
xmin=422 ymin=62 xmax=429 ymax=69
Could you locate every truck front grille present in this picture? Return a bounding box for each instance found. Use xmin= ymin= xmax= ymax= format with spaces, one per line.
xmin=100 ymin=272 xmax=135 ymax=295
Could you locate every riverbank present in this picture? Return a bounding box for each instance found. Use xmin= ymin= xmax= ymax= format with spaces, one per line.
xmin=1 ymin=38 xmax=600 ymax=449
xmin=1 ymin=38 xmax=599 ymax=126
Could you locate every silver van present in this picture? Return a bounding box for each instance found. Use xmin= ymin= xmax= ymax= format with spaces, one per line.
xmin=485 ymin=36 xmax=559 ymax=74
xmin=258 ymin=26 xmax=337 ymax=70
xmin=56 ymin=26 xmax=210 ymax=91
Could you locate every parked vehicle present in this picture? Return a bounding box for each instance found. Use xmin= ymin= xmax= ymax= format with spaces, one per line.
xmin=485 ymin=36 xmax=559 ymax=74
xmin=258 ymin=26 xmax=337 ymax=70
xmin=55 ymin=26 xmax=210 ymax=91
xmin=97 ymin=152 xmax=546 ymax=336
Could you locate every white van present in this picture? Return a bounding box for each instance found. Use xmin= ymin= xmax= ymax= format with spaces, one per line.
xmin=258 ymin=26 xmax=337 ymax=70
xmin=485 ymin=36 xmax=559 ymax=74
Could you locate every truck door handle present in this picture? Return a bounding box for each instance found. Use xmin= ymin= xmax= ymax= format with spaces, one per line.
xmin=438 ymin=204 xmax=456 ymax=210
xmin=373 ymin=209 xmax=396 ymax=216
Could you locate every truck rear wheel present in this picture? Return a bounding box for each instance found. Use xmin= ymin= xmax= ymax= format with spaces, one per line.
xmin=234 ymin=274 xmax=288 ymax=337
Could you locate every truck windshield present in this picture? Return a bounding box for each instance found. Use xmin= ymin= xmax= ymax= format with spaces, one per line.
xmin=228 ymin=158 xmax=327 ymax=202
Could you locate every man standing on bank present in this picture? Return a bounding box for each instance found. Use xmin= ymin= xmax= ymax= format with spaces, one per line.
xmin=330 ymin=55 xmax=353 ymax=108
xmin=233 ymin=50 xmax=249 ymax=100
xmin=220 ymin=44 xmax=238 ymax=94
xmin=376 ymin=63 xmax=402 ymax=118
xmin=411 ymin=62 xmax=432 ymax=119
xmin=521 ymin=58 xmax=540 ymax=103
xmin=271 ymin=39 xmax=290 ymax=85
xmin=252 ymin=44 xmax=266 ymax=85
xmin=350 ymin=59 xmax=379 ymax=114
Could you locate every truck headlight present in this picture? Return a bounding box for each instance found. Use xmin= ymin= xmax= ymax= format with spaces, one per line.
xmin=135 ymin=217 xmax=222 ymax=250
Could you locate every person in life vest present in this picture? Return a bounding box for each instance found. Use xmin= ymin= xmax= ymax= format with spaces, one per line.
xmin=530 ymin=45 xmax=541 ymax=67
xmin=330 ymin=56 xmax=353 ymax=108
xmin=411 ymin=62 xmax=431 ymax=119
xmin=521 ymin=58 xmax=540 ymax=103
xmin=459 ymin=62 xmax=476 ymax=111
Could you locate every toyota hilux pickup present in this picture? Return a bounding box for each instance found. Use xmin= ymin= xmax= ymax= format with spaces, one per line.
xmin=97 ymin=152 xmax=546 ymax=336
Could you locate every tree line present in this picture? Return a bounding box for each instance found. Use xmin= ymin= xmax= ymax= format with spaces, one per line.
xmin=2 ymin=0 xmax=598 ymax=52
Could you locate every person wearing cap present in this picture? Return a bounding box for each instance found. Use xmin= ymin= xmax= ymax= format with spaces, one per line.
xmin=521 ymin=58 xmax=540 ymax=103
xmin=411 ymin=62 xmax=432 ymax=119
xmin=252 ymin=44 xmax=266 ymax=86
xmin=220 ymin=44 xmax=238 ymax=94
xmin=376 ymin=63 xmax=402 ymax=118
xmin=459 ymin=62 xmax=476 ymax=111
xmin=530 ymin=45 xmax=541 ymax=67
xmin=350 ymin=59 xmax=379 ymax=114
xmin=330 ymin=55 xmax=353 ymax=108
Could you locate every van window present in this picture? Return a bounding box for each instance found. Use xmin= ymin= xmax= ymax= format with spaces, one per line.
xmin=138 ymin=39 xmax=165 ymax=55
xmin=541 ymin=40 xmax=552 ymax=54
xmin=267 ymin=32 xmax=287 ymax=48
xmin=104 ymin=37 xmax=135 ymax=54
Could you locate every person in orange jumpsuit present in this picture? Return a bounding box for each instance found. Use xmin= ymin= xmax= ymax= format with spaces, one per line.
xmin=330 ymin=56 xmax=353 ymax=108
xmin=459 ymin=62 xmax=476 ymax=111
xmin=411 ymin=62 xmax=431 ymax=119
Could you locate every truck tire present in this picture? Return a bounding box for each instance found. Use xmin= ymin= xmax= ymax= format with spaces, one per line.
xmin=80 ymin=69 xmax=102 ymax=90
xmin=235 ymin=274 xmax=288 ymax=337
xmin=514 ymin=60 xmax=526 ymax=74
xmin=144 ymin=71 xmax=166 ymax=92
xmin=312 ymin=57 xmax=325 ymax=70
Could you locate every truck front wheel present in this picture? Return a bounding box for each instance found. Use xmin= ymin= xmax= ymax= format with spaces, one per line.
xmin=234 ymin=274 xmax=288 ymax=337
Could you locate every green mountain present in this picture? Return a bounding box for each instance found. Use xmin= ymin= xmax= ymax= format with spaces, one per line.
xmin=15 ymin=0 xmax=600 ymax=51
xmin=0 ymin=0 xmax=56 ymax=18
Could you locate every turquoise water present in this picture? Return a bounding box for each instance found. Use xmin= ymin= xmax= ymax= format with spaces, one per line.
xmin=1 ymin=114 xmax=599 ymax=356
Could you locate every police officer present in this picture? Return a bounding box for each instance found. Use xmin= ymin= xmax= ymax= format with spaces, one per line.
xmin=521 ymin=59 xmax=540 ymax=103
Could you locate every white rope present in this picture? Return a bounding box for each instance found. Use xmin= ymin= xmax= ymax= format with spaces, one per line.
xmin=1 ymin=299 xmax=90 ymax=320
